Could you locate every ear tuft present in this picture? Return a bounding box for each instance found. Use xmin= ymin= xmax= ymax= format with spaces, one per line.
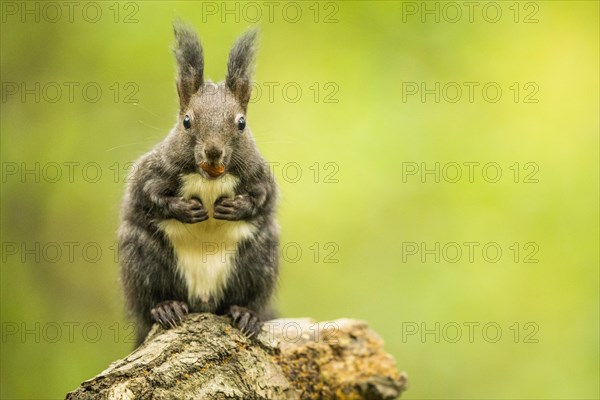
xmin=173 ymin=20 xmax=204 ymax=111
xmin=226 ymin=28 xmax=258 ymax=109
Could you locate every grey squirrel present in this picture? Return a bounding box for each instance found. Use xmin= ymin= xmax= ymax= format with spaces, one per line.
xmin=118 ymin=21 xmax=279 ymax=347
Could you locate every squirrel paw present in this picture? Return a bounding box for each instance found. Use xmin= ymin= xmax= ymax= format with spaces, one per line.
xmin=214 ymin=195 xmax=253 ymax=221
xmin=150 ymin=300 xmax=189 ymax=329
xmin=169 ymin=197 xmax=209 ymax=224
xmin=229 ymin=305 xmax=262 ymax=338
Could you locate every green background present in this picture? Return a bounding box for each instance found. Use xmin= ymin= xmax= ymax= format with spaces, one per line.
xmin=1 ymin=1 xmax=598 ymax=399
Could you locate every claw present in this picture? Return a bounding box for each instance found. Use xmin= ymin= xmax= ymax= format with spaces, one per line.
xmin=239 ymin=313 xmax=250 ymax=331
xmin=228 ymin=305 xmax=261 ymax=338
xmin=151 ymin=300 xmax=189 ymax=330
xmin=173 ymin=304 xmax=185 ymax=323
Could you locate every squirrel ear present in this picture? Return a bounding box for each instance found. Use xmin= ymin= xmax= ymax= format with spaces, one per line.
xmin=173 ymin=20 xmax=204 ymax=111
xmin=226 ymin=28 xmax=258 ymax=110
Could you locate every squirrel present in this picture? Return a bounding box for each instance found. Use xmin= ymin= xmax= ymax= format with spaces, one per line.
xmin=118 ymin=21 xmax=279 ymax=347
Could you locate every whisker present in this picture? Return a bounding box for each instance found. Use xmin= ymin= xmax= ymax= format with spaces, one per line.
xmin=137 ymin=119 xmax=167 ymax=132
xmin=131 ymin=102 xmax=167 ymax=119
xmin=105 ymin=140 xmax=157 ymax=152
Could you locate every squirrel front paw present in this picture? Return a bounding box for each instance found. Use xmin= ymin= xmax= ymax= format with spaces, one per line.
xmin=229 ymin=305 xmax=262 ymax=337
xmin=150 ymin=300 xmax=189 ymax=329
xmin=168 ymin=197 xmax=208 ymax=223
xmin=214 ymin=195 xmax=253 ymax=221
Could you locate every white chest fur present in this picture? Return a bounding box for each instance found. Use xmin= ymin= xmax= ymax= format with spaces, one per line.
xmin=158 ymin=173 xmax=256 ymax=304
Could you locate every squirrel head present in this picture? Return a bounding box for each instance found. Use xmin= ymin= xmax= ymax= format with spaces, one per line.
xmin=171 ymin=22 xmax=259 ymax=179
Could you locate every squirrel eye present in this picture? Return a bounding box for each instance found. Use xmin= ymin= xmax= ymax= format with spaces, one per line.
xmin=237 ymin=116 xmax=246 ymax=131
xmin=183 ymin=115 xmax=191 ymax=130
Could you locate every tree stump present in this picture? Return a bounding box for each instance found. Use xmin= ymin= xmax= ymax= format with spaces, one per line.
xmin=66 ymin=314 xmax=407 ymax=399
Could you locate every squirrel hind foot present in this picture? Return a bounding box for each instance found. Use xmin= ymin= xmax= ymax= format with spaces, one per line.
xmin=150 ymin=300 xmax=189 ymax=329
xmin=229 ymin=305 xmax=262 ymax=338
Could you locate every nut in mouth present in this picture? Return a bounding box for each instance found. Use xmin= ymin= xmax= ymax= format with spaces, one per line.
xmin=199 ymin=161 xmax=225 ymax=178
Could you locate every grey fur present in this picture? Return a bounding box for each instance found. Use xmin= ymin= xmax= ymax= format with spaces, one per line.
xmin=226 ymin=28 xmax=258 ymax=109
xmin=118 ymin=23 xmax=278 ymax=346
xmin=173 ymin=20 xmax=204 ymax=111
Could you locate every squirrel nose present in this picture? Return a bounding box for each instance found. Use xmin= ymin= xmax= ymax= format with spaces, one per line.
xmin=204 ymin=146 xmax=223 ymax=161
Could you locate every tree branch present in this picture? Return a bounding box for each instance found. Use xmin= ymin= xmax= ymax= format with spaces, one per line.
xmin=66 ymin=314 xmax=407 ymax=399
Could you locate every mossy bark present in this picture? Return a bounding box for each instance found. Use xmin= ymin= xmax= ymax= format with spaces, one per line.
xmin=66 ymin=314 xmax=407 ymax=399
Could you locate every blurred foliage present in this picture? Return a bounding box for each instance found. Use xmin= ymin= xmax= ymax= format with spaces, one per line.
xmin=1 ymin=1 xmax=598 ymax=399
